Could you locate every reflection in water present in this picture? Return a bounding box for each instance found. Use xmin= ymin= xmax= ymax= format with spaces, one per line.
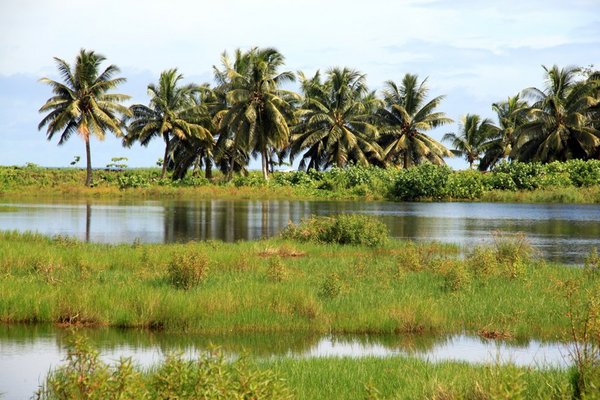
xmin=1 ymin=200 xmax=600 ymax=263
xmin=0 ymin=324 xmax=572 ymax=400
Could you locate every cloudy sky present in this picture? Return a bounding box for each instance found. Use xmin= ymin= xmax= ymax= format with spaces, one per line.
xmin=0 ymin=0 xmax=598 ymax=169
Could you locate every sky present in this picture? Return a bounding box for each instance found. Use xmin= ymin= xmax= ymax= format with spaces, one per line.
xmin=0 ymin=0 xmax=599 ymax=170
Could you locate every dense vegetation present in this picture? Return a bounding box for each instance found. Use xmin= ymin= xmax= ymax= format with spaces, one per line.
xmin=38 ymin=48 xmax=600 ymax=187
xmin=1 ymin=159 xmax=599 ymax=203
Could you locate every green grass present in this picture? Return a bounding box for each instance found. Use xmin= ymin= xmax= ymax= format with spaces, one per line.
xmin=36 ymin=333 xmax=583 ymax=400
xmin=264 ymin=356 xmax=576 ymax=399
xmin=0 ymin=231 xmax=597 ymax=341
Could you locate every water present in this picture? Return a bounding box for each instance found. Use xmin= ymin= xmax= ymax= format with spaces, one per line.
xmin=0 ymin=325 xmax=572 ymax=399
xmin=2 ymin=199 xmax=600 ymax=263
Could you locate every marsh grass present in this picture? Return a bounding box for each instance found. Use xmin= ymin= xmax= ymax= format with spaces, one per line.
xmin=0 ymin=231 xmax=594 ymax=339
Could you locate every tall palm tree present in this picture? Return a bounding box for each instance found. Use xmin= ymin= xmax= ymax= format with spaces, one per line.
xmin=512 ymin=65 xmax=600 ymax=162
xmin=38 ymin=49 xmax=130 ymax=186
xmin=290 ymin=68 xmax=383 ymax=170
xmin=479 ymin=95 xmax=528 ymax=170
xmin=124 ymin=69 xmax=213 ymax=178
xmin=443 ymin=114 xmax=498 ymax=169
xmin=218 ymin=47 xmax=297 ymax=179
xmin=377 ymin=74 xmax=453 ymax=169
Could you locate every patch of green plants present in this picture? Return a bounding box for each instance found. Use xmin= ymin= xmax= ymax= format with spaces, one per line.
xmin=280 ymin=214 xmax=389 ymax=246
xmin=166 ymin=250 xmax=209 ymax=289
xmin=35 ymin=333 xmax=292 ymax=399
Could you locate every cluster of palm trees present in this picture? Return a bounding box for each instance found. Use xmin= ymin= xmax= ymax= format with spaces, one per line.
xmin=39 ymin=49 xmax=600 ymax=186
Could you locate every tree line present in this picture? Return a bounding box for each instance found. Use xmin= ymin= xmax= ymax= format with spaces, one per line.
xmin=38 ymin=48 xmax=600 ymax=186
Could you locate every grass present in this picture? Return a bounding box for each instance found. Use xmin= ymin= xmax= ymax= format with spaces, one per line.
xmin=0 ymin=231 xmax=597 ymax=341
xmin=35 ymin=332 xmax=585 ymax=399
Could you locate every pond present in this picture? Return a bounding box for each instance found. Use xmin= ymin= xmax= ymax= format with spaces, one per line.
xmin=0 ymin=324 xmax=572 ymax=399
xmin=1 ymin=199 xmax=600 ymax=263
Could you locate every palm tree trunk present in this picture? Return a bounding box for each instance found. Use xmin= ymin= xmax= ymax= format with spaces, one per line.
xmin=161 ymin=134 xmax=169 ymax=179
xmin=205 ymin=157 xmax=213 ymax=180
xmin=85 ymin=138 xmax=93 ymax=187
xmin=403 ymin=152 xmax=409 ymax=169
xmin=261 ymin=145 xmax=269 ymax=180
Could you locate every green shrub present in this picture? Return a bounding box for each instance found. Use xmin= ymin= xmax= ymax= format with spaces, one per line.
xmin=482 ymin=171 xmax=517 ymax=191
xmin=446 ymin=170 xmax=484 ymax=199
xmin=36 ymin=334 xmax=293 ymax=400
xmin=494 ymin=161 xmax=544 ymax=190
xmin=232 ymin=173 xmax=267 ymax=187
xmin=266 ymin=256 xmax=288 ymax=282
xmin=393 ymin=163 xmax=451 ymax=200
xmin=167 ymin=250 xmax=209 ymax=289
xmin=117 ymin=174 xmax=151 ymax=189
xmin=566 ymin=159 xmax=600 ymax=187
xmin=281 ymin=214 xmax=389 ymax=247
xmin=320 ymin=272 xmax=342 ymax=298
xmin=438 ymin=259 xmax=472 ymax=291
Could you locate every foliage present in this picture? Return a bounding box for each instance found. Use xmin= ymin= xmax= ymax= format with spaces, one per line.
xmin=393 ymin=162 xmax=451 ymax=200
xmin=280 ymin=214 xmax=389 ymax=246
xmin=35 ymin=334 xmax=293 ymax=400
xmin=445 ymin=169 xmax=485 ymax=199
xmin=167 ymin=250 xmax=209 ymax=289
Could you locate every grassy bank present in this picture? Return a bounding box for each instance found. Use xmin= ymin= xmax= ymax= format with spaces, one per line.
xmin=1 ymin=162 xmax=600 ymax=203
xmin=1 ymin=230 xmax=598 ymax=340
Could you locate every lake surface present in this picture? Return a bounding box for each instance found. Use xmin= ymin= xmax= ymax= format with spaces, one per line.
xmin=1 ymin=199 xmax=600 ymax=263
xmin=0 ymin=324 xmax=572 ymax=399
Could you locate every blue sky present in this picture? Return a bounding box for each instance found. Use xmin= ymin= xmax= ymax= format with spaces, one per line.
xmin=1 ymin=0 xmax=598 ymax=170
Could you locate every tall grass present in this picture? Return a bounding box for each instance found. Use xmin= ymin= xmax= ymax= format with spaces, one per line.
xmin=0 ymin=231 xmax=595 ymax=340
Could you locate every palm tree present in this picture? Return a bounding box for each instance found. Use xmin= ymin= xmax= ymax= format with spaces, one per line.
xmin=124 ymin=69 xmax=213 ymax=178
xmin=217 ymin=47 xmax=297 ymax=180
xmin=511 ymin=65 xmax=600 ymax=162
xmin=290 ymin=68 xmax=383 ymax=170
xmin=377 ymin=74 xmax=453 ymax=169
xmin=38 ymin=49 xmax=130 ymax=186
xmin=443 ymin=114 xmax=498 ymax=169
xmin=479 ymin=95 xmax=528 ymax=170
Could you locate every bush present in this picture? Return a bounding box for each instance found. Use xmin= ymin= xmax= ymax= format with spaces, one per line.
xmin=281 ymin=214 xmax=389 ymax=247
xmin=566 ymin=159 xmax=600 ymax=187
xmin=232 ymin=172 xmax=267 ymax=187
xmin=117 ymin=174 xmax=151 ymax=189
xmin=166 ymin=250 xmax=209 ymax=289
xmin=493 ymin=161 xmax=544 ymax=190
xmin=446 ymin=170 xmax=484 ymax=199
xmin=393 ymin=163 xmax=451 ymax=200
xmin=36 ymin=334 xmax=293 ymax=400
xmin=482 ymin=171 xmax=517 ymax=191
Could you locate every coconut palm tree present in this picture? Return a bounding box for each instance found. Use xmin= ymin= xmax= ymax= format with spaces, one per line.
xmin=38 ymin=49 xmax=130 ymax=186
xmin=443 ymin=114 xmax=498 ymax=169
xmin=511 ymin=65 xmax=600 ymax=162
xmin=290 ymin=68 xmax=383 ymax=170
xmin=217 ymin=47 xmax=297 ymax=179
xmin=124 ymin=69 xmax=213 ymax=178
xmin=479 ymin=95 xmax=528 ymax=170
xmin=377 ymin=74 xmax=453 ymax=169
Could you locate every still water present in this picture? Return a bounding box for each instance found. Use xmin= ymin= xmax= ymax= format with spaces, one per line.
xmin=0 ymin=324 xmax=572 ymax=399
xmin=1 ymin=199 xmax=600 ymax=263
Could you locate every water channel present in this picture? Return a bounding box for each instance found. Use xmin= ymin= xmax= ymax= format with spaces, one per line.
xmin=1 ymin=199 xmax=599 ymax=264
